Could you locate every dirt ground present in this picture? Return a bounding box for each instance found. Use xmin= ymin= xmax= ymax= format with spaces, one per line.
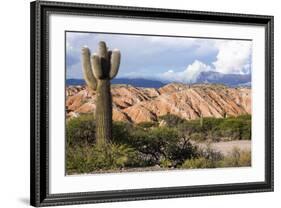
xmin=196 ymin=140 xmax=251 ymax=156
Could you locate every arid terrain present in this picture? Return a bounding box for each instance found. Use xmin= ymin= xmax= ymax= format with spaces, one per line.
xmin=66 ymin=83 xmax=252 ymax=174
xmin=66 ymin=83 xmax=251 ymax=123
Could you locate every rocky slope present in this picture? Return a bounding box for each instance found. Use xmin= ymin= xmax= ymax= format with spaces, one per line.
xmin=66 ymin=83 xmax=251 ymax=123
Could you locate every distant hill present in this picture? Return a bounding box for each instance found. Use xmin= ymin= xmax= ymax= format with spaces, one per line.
xmin=66 ymin=78 xmax=165 ymax=88
xmin=67 ymin=71 xmax=251 ymax=88
xmin=66 ymin=79 xmax=85 ymax=86
xmin=196 ymin=71 xmax=251 ymax=87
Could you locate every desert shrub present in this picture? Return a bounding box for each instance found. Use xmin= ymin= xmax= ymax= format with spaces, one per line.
xmin=199 ymin=144 xmax=224 ymax=162
xmin=236 ymin=114 xmax=251 ymax=121
xmin=128 ymin=127 xmax=176 ymax=164
xmin=177 ymin=120 xmax=204 ymax=140
xmin=182 ymin=144 xmax=224 ymax=168
xmin=177 ymin=115 xmax=251 ymax=142
xmin=216 ymin=115 xmax=251 ymax=140
xmin=66 ymin=114 xmax=96 ymax=146
xmin=66 ymin=143 xmax=139 ymax=174
xmin=66 ymin=112 xmax=251 ymax=173
xmin=128 ymin=127 xmax=198 ymax=166
xmin=67 ymin=118 xmax=135 ymax=146
xmin=167 ymin=139 xmax=199 ymax=166
xmin=181 ymin=157 xmax=216 ymax=169
xmin=137 ymin=121 xmax=158 ymax=129
xmin=66 ymin=144 xmax=95 ymax=174
xmin=158 ymin=114 xmax=186 ymax=127
xmin=240 ymin=121 xmax=251 ymax=140
xmin=200 ymin=117 xmax=223 ymax=131
xmin=189 ymin=132 xmax=205 ymax=141
xmin=181 ymin=147 xmax=251 ymax=170
xmin=220 ymin=148 xmax=251 ymax=167
xmin=159 ymin=158 xmax=172 ymax=168
xmin=238 ymin=150 xmax=251 ymax=166
xmin=111 ymin=121 xmax=133 ymax=144
xmin=91 ymin=143 xmax=139 ymax=170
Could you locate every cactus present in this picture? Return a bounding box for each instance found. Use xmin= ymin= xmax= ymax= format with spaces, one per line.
xmin=81 ymin=41 xmax=121 ymax=145
xmin=81 ymin=47 xmax=97 ymax=91
xmin=200 ymin=113 xmax=204 ymax=128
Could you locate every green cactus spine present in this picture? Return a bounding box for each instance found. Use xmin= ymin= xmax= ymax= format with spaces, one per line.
xmin=81 ymin=41 xmax=121 ymax=145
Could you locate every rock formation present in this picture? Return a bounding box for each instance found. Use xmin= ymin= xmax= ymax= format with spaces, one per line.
xmin=66 ymin=83 xmax=251 ymax=124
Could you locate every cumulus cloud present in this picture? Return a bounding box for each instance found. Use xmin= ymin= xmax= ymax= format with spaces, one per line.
xmin=66 ymin=32 xmax=220 ymax=79
xmin=161 ymin=60 xmax=212 ymax=83
xmin=159 ymin=40 xmax=252 ymax=83
xmin=212 ymin=40 xmax=252 ymax=74
xmin=66 ymin=31 xmax=252 ymax=82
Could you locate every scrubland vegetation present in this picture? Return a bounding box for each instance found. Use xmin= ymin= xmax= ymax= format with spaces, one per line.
xmin=66 ymin=114 xmax=251 ymax=174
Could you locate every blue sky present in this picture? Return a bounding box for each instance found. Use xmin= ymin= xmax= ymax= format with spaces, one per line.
xmin=66 ymin=32 xmax=252 ymax=83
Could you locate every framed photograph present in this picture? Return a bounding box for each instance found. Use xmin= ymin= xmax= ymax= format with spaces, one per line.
xmin=30 ymin=0 xmax=274 ymax=207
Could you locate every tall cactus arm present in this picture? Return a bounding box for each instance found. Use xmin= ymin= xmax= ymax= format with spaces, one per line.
xmin=98 ymin=41 xmax=110 ymax=75
xmin=109 ymin=49 xmax=121 ymax=79
xmin=81 ymin=47 xmax=97 ymax=90
xmin=91 ymin=53 xmax=104 ymax=79
xmin=107 ymin=50 xmax=112 ymax=62
xmin=98 ymin=41 xmax=108 ymax=58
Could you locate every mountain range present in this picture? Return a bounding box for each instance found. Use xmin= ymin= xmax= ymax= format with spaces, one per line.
xmin=67 ymin=71 xmax=251 ymax=88
xmin=196 ymin=71 xmax=251 ymax=87
xmin=66 ymin=78 xmax=165 ymax=88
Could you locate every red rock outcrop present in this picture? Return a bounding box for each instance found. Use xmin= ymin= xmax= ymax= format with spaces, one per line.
xmin=66 ymin=83 xmax=251 ymax=123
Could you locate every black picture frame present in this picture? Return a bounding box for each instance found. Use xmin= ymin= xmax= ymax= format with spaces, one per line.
xmin=30 ymin=0 xmax=274 ymax=207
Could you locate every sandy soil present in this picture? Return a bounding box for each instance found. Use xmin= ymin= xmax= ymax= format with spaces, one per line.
xmin=196 ymin=140 xmax=251 ymax=156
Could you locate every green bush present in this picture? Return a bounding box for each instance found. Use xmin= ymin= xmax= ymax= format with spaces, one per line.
xmin=177 ymin=115 xmax=251 ymax=142
xmin=128 ymin=127 xmax=178 ymax=164
xmin=66 ymin=118 xmax=199 ymax=171
xmin=66 ymin=114 xmax=96 ymax=146
xmin=111 ymin=121 xmax=133 ymax=144
xmin=216 ymin=115 xmax=251 ymax=140
xmin=66 ymin=118 xmax=135 ymax=146
xmin=159 ymin=158 xmax=172 ymax=168
xmin=66 ymin=143 xmax=139 ymax=174
xmin=182 ymin=157 xmax=216 ymax=169
xmin=128 ymin=127 xmax=198 ymax=166
xmin=66 ymin=113 xmax=251 ymax=173
xmin=66 ymin=144 xmax=95 ymax=174
xmin=189 ymin=132 xmax=205 ymax=141
xmin=182 ymin=145 xmax=224 ymax=169
xmin=91 ymin=143 xmax=139 ymax=170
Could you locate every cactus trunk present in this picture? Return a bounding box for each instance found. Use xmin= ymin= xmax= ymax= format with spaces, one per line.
xmin=95 ymin=79 xmax=112 ymax=145
xmin=200 ymin=114 xmax=204 ymax=127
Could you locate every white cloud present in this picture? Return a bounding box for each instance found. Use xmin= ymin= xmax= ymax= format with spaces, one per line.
xmin=66 ymin=32 xmax=252 ymax=83
xmin=212 ymin=40 xmax=252 ymax=74
xmin=161 ymin=60 xmax=211 ymax=83
xmin=159 ymin=40 xmax=252 ymax=83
